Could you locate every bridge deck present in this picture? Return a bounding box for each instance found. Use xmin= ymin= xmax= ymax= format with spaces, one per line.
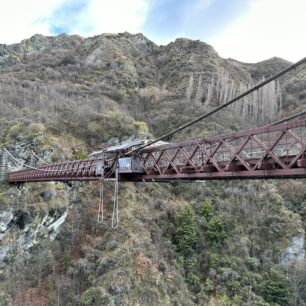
xmin=7 ymin=120 xmax=306 ymax=183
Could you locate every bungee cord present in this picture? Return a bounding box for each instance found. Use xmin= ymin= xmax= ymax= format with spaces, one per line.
xmin=97 ymin=183 xmax=104 ymax=224
xmin=97 ymin=171 xmax=104 ymax=224
xmin=111 ymin=168 xmax=119 ymax=229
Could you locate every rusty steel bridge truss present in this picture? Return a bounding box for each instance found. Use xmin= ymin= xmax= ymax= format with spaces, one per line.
xmin=7 ymin=119 xmax=306 ymax=183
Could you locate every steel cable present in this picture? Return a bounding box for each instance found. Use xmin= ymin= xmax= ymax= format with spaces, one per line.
xmin=130 ymin=57 xmax=306 ymax=153
xmin=5 ymin=148 xmax=99 ymax=173
xmin=31 ymin=150 xmax=49 ymax=165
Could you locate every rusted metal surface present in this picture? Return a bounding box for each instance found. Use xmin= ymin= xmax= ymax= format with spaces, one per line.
xmin=130 ymin=119 xmax=306 ymax=181
xmin=7 ymin=120 xmax=306 ymax=183
xmin=141 ymin=120 xmax=306 ymax=152
xmin=8 ymin=157 xmax=107 ymax=182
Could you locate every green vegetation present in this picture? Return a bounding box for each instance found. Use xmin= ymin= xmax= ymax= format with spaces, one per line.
xmin=81 ymin=287 xmax=107 ymax=306
xmin=0 ymin=33 xmax=305 ymax=305
xmin=263 ymin=268 xmax=292 ymax=306
xmin=206 ymin=215 xmax=228 ymax=246
xmin=174 ymin=205 xmax=197 ymax=255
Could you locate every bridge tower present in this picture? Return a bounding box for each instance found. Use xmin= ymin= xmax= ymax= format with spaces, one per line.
xmin=0 ymin=149 xmax=8 ymax=183
xmin=27 ymin=152 xmax=37 ymax=168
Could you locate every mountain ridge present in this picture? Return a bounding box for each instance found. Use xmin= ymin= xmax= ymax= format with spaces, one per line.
xmin=0 ymin=32 xmax=292 ymax=69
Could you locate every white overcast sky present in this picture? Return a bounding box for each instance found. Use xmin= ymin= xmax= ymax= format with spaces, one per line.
xmin=0 ymin=0 xmax=304 ymax=63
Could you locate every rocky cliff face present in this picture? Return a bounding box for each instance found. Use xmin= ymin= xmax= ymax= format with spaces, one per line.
xmin=0 ymin=33 xmax=305 ymax=305
xmin=281 ymin=231 xmax=305 ymax=265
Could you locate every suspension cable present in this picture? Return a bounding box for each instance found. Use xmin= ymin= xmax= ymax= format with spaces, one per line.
xmin=131 ymin=57 xmax=306 ymax=153
xmin=5 ymin=148 xmax=99 ymax=173
xmin=31 ymin=150 xmax=49 ymax=165
xmin=6 ymin=148 xmax=118 ymax=184
xmin=270 ymin=109 xmax=306 ymax=126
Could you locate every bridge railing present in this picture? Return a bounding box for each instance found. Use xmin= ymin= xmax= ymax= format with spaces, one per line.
xmin=7 ymin=120 xmax=306 ymax=183
xmin=135 ymin=120 xmax=306 ymax=180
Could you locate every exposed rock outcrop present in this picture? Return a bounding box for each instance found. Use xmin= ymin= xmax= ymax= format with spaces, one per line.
xmin=281 ymin=231 xmax=305 ymax=265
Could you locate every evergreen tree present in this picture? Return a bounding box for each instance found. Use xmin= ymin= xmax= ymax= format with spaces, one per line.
xmin=207 ymin=215 xmax=227 ymax=246
xmin=174 ymin=205 xmax=197 ymax=256
xmin=263 ymin=268 xmax=292 ymax=306
xmin=200 ymin=198 xmax=214 ymax=221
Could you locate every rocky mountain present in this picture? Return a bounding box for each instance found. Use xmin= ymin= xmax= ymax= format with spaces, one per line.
xmin=0 ymin=32 xmax=305 ymax=305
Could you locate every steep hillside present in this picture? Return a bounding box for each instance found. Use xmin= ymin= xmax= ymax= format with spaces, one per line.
xmin=0 ymin=33 xmax=305 ymax=306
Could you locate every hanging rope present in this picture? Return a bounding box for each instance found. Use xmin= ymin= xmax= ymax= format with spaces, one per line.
xmin=96 ymin=156 xmax=120 ymax=227
xmin=111 ymin=167 xmax=119 ymax=229
xmin=97 ymin=183 xmax=104 ymax=223
xmin=97 ymin=169 xmax=105 ymax=224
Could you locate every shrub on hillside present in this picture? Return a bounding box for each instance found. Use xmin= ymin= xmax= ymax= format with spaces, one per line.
xmin=174 ymin=205 xmax=197 ymax=256
xmin=263 ymin=268 xmax=292 ymax=306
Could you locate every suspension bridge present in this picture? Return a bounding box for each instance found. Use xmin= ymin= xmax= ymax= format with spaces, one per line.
xmin=4 ymin=57 xmax=306 ymax=184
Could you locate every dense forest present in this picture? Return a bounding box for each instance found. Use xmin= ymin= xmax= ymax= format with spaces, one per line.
xmin=0 ymin=32 xmax=306 ymax=305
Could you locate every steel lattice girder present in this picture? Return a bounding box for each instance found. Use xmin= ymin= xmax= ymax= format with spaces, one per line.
xmin=128 ymin=119 xmax=306 ymax=181
xmin=7 ymin=119 xmax=306 ymax=183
